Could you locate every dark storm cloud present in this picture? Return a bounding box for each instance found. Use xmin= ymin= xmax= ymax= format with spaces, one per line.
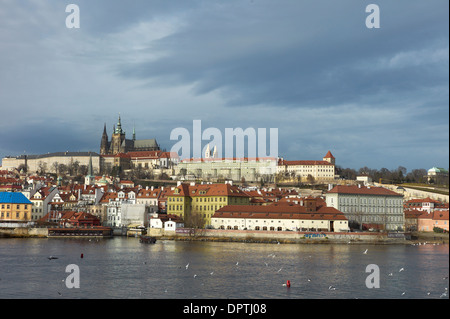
xmin=0 ymin=119 xmax=96 ymax=157
xmin=0 ymin=0 xmax=448 ymax=170
xmin=116 ymin=0 xmax=448 ymax=108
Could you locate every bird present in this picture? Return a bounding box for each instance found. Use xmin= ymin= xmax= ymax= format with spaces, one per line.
xmin=185 ymin=263 xmax=189 ymax=270
xmin=193 ymin=274 xmax=197 ymax=278
xmin=264 ymin=262 xmax=269 ymax=267
xmin=236 ymin=262 xmax=239 ymax=266
xmin=210 ymin=272 xmax=214 ymax=275
xmin=363 ymin=249 xmax=368 ymax=254
xmin=307 ymin=278 xmax=311 ymax=282
xmin=277 ymin=268 xmax=283 ymax=273
xmin=399 ymin=268 xmax=405 ymax=272
xmin=328 ymin=285 xmax=336 ymax=290
xmin=388 ymin=273 xmax=393 ymax=276
xmin=401 ymin=292 xmax=406 ymax=296
xmin=427 ymin=292 xmax=431 ymax=296
xmin=48 ymin=256 xmax=58 ymax=260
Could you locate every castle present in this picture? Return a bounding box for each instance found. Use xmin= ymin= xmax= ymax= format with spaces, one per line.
xmin=100 ymin=115 xmax=160 ymax=155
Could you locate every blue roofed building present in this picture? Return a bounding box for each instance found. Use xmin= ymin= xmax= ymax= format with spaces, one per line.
xmin=0 ymin=192 xmax=32 ymax=224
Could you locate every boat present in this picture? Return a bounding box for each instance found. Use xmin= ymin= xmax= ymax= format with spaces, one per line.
xmin=139 ymin=235 xmax=157 ymax=244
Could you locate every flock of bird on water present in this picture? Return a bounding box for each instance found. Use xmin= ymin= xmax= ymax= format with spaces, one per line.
xmin=43 ymin=241 xmax=448 ymax=299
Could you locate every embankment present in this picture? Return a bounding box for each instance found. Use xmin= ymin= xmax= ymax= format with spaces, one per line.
xmin=149 ymin=228 xmax=415 ymax=244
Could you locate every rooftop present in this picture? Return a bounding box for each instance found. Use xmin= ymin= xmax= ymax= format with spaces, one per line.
xmin=0 ymin=192 xmax=32 ymax=204
xmin=327 ymin=185 xmax=402 ymax=197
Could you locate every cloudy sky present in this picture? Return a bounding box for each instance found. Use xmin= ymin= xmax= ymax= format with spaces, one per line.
xmin=0 ymin=0 xmax=448 ymax=171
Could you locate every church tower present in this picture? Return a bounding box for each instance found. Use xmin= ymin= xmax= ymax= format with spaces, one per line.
xmin=100 ymin=123 xmax=109 ymax=155
xmin=110 ymin=114 xmax=126 ymax=155
xmin=85 ymin=154 xmax=95 ymax=185
xmin=323 ymin=151 xmax=335 ymax=165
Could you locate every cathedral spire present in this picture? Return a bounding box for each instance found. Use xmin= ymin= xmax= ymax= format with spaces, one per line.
xmin=132 ymin=125 xmax=136 ymax=141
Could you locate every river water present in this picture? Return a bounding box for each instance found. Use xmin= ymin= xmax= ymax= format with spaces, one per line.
xmin=0 ymin=237 xmax=448 ymax=299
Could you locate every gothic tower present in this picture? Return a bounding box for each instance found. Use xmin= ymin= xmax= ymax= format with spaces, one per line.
xmin=100 ymin=123 xmax=109 ymax=155
xmin=110 ymin=114 xmax=126 ymax=155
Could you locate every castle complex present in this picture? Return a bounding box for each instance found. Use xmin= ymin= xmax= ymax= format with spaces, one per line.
xmin=1 ymin=114 xmax=336 ymax=183
xmin=100 ymin=114 xmax=160 ymax=155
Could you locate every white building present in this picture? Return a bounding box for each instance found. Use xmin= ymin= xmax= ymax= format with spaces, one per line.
xmin=277 ymin=151 xmax=336 ymax=182
xmin=325 ymin=185 xmax=404 ymax=231
xmin=211 ymin=200 xmax=348 ymax=232
xmin=136 ymin=186 xmax=160 ymax=213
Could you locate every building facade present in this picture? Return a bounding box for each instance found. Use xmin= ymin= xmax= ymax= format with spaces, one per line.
xmin=277 ymin=151 xmax=336 ymax=182
xmin=325 ymin=185 xmax=404 ymax=231
xmin=175 ymin=157 xmax=278 ymax=182
xmin=0 ymin=192 xmax=32 ymax=224
xmin=211 ymin=199 xmax=348 ymax=232
xmin=166 ymin=182 xmax=251 ymax=227
xmin=1 ymin=152 xmax=100 ymax=174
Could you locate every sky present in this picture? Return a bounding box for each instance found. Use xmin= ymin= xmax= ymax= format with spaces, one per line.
xmin=0 ymin=0 xmax=448 ymax=171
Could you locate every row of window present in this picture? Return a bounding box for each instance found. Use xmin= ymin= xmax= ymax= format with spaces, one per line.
xmin=169 ymin=204 xmax=225 ymax=212
xmin=169 ymin=197 xmax=228 ymax=202
xmin=1 ymin=204 xmax=28 ymax=210
xmin=1 ymin=212 xmax=28 ymax=219
xmin=338 ymin=198 xmax=402 ymax=205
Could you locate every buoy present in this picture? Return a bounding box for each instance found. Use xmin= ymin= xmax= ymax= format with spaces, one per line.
xmin=286 ymin=280 xmax=291 ymax=288
xmin=81 ymin=253 xmax=84 ymax=258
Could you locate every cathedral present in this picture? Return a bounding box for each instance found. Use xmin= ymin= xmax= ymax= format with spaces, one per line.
xmin=100 ymin=115 xmax=160 ymax=155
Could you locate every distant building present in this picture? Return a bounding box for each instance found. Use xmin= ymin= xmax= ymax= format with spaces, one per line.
xmin=175 ymin=157 xmax=277 ymax=183
xmin=404 ymin=197 xmax=447 ymax=214
xmin=277 ymin=151 xmax=336 ymax=182
xmin=325 ymin=185 xmax=404 ymax=231
xmin=1 ymin=151 xmax=100 ymax=175
xmin=427 ymin=167 xmax=449 ymax=184
xmin=100 ymin=114 xmax=160 ymax=155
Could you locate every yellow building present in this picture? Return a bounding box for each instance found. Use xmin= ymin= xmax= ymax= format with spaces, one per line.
xmin=167 ymin=182 xmax=250 ymax=227
xmin=0 ymin=192 xmax=32 ymax=223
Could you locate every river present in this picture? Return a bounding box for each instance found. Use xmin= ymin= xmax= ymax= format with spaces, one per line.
xmin=0 ymin=237 xmax=448 ymax=299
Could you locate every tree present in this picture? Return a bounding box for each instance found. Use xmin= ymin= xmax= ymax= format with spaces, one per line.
xmin=306 ymin=174 xmax=315 ymax=185
xmin=52 ymin=162 xmax=59 ymax=175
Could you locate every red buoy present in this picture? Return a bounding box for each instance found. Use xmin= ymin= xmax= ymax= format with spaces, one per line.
xmin=81 ymin=253 xmax=84 ymax=258
xmin=286 ymin=280 xmax=291 ymax=287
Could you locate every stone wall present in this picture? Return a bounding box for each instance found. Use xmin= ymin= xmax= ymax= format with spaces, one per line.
xmin=149 ymin=228 xmax=404 ymax=243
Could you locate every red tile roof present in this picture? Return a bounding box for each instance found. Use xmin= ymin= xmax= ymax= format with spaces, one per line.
xmin=213 ymin=203 xmax=347 ymax=220
xmin=278 ymin=160 xmax=333 ymax=166
xmin=324 ymin=151 xmax=335 ymax=159
xmin=327 ymin=185 xmax=402 ymax=196
xmin=168 ymin=183 xmax=250 ymax=198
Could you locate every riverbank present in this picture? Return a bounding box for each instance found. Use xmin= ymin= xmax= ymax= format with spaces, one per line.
xmin=412 ymin=231 xmax=449 ymax=244
xmin=150 ymin=228 xmax=416 ymax=245
xmin=1 ymin=228 xmax=448 ymax=245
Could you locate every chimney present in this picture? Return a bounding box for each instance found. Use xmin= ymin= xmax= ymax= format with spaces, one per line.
xmin=328 ymin=184 xmax=333 ymax=191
